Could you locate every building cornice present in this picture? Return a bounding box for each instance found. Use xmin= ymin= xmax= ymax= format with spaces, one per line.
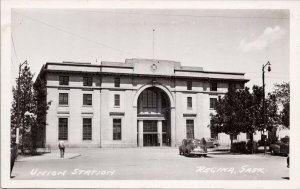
xmin=44 ymin=69 xmax=249 ymax=83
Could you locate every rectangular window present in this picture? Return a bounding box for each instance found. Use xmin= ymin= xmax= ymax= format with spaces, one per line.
xmin=59 ymin=76 xmax=69 ymax=85
xmin=231 ymin=134 xmax=237 ymax=140
xmin=246 ymin=133 xmax=251 ymax=140
xmin=210 ymin=82 xmax=217 ymax=91
xmin=114 ymin=77 xmax=120 ymax=87
xmin=186 ymin=120 xmax=194 ymax=139
xmin=83 ymin=76 xmax=93 ymax=86
xmin=113 ymin=119 xmax=122 ymax=140
xmin=187 ymin=81 xmax=192 ymax=90
xmin=83 ymin=94 xmax=92 ymax=105
xmin=58 ymin=118 xmax=68 ymax=140
xmin=210 ymin=125 xmax=218 ymax=139
xmin=83 ymin=118 xmax=92 ymax=140
xmin=210 ymin=98 xmax=217 ymax=109
xmin=59 ymin=93 xmax=68 ymax=105
xmin=114 ymin=94 xmax=120 ymax=107
xmin=187 ymin=97 xmax=192 ymax=108
xmin=143 ymin=120 xmax=157 ymax=132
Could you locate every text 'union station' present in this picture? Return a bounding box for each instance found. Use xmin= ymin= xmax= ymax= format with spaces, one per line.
xmin=36 ymin=58 xmax=249 ymax=148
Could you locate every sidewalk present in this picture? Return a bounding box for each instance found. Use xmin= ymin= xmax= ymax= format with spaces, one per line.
xmin=16 ymin=152 xmax=81 ymax=161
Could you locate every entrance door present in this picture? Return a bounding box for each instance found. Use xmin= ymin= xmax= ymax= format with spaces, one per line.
xmin=143 ymin=120 xmax=158 ymax=146
xmin=144 ymin=134 xmax=158 ymax=146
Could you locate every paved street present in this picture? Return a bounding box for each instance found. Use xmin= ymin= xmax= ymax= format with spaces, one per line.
xmin=11 ymin=148 xmax=289 ymax=180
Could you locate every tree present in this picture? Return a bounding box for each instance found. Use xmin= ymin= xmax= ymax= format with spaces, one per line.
xmin=210 ymin=86 xmax=245 ymax=148
xmin=11 ymin=62 xmax=35 ymax=153
xmin=11 ymin=62 xmax=50 ymax=154
xmin=272 ymin=82 xmax=290 ymax=128
xmin=209 ymin=85 xmax=278 ymax=152
xmin=33 ymin=72 xmax=50 ymax=148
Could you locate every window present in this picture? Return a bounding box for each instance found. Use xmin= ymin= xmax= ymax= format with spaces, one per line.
xmin=210 ymin=124 xmax=218 ymax=139
xmin=83 ymin=118 xmax=92 ymax=140
xmin=186 ymin=120 xmax=194 ymax=139
xmin=143 ymin=120 xmax=157 ymax=132
xmin=114 ymin=77 xmax=120 ymax=87
xmin=210 ymin=82 xmax=217 ymax=91
xmin=231 ymin=134 xmax=237 ymax=140
xmin=83 ymin=76 xmax=92 ymax=86
xmin=114 ymin=94 xmax=120 ymax=107
xmin=58 ymin=118 xmax=68 ymax=140
xmin=210 ymin=98 xmax=217 ymax=109
xmin=59 ymin=93 xmax=68 ymax=105
xmin=142 ymin=90 xmax=158 ymax=108
xmin=83 ymin=94 xmax=92 ymax=105
xmin=246 ymin=133 xmax=251 ymax=140
xmin=113 ymin=119 xmax=121 ymax=140
xmin=187 ymin=97 xmax=192 ymax=108
xmin=187 ymin=81 xmax=192 ymax=90
xmin=59 ymin=76 xmax=69 ymax=85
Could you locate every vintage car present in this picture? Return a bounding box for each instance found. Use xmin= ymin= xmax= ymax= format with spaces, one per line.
xmin=269 ymin=136 xmax=289 ymax=156
xmin=179 ymin=139 xmax=207 ymax=157
xmin=205 ymin=138 xmax=220 ymax=148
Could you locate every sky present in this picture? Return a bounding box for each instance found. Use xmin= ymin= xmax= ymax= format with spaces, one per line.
xmin=11 ymin=9 xmax=290 ymax=93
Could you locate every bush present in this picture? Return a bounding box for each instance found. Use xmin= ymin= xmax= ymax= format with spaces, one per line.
xmin=231 ymin=141 xmax=247 ymax=153
xmin=231 ymin=141 xmax=258 ymax=154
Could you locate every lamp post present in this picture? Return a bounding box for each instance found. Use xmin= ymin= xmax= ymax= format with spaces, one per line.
xmin=262 ymin=61 xmax=271 ymax=155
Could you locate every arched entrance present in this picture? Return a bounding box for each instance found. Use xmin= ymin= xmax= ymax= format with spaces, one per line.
xmin=136 ymin=87 xmax=171 ymax=147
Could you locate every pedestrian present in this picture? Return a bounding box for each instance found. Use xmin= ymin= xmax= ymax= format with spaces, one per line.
xmin=202 ymin=137 xmax=207 ymax=146
xmin=58 ymin=140 xmax=65 ymax=158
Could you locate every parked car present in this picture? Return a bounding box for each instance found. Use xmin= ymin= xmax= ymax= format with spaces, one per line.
xmin=179 ymin=139 xmax=207 ymax=157
xmin=206 ymin=138 xmax=220 ymax=148
xmin=269 ymin=136 xmax=289 ymax=156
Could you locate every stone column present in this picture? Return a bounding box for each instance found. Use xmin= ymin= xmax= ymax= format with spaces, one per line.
xmin=158 ymin=120 xmax=163 ymax=147
xmin=171 ymin=107 xmax=176 ymax=147
xmin=138 ymin=120 xmax=143 ymax=147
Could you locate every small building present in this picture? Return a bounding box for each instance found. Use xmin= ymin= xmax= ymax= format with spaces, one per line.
xmin=36 ymin=58 xmax=250 ymax=148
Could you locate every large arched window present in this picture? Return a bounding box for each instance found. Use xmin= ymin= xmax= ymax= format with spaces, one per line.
xmin=141 ymin=89 xmax=158 ymax=108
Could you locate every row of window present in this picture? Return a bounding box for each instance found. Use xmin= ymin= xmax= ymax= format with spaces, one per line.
xmin=59 ymin=93 xmax=93 ymax=105
xmin=58 ymin=118 xmax=93 ymax=140
xmin=59 ymin=93 xmax=218 ymax=110
xmin=60 ymin=75 xmax=243 ymax=92
xmin=60 ymin=76 xmax=93 ymax=86
xmin=58 ymin=118 xmax=193 ymax=141
xmin=186 ymin=81 xmax=218 ymax=91
xmin=58 ymin=118 xmax=122 ymax=140
xmin=59 ymin=93 xmax=121 ymax=106
xmin=186 ymin=97 xmax=218 ymax=109
xmin=59 ymin=76 xmax=121 ymax=87
xmin=59 ymin=76 xmax=93 ymax=86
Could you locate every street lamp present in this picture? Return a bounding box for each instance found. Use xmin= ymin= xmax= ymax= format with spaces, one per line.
xmin=262 ymin=61 xmax=271 ymax=154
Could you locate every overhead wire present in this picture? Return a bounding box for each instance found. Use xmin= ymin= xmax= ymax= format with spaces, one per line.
xmin=15 ymin=13 xmax=141 ymax=58
xmin=69 ymin=10 xmax=289 ymax=20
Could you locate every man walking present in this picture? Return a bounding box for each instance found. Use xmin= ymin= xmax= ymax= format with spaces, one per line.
xmin=58 ymin=140 xmax=65 ymax=158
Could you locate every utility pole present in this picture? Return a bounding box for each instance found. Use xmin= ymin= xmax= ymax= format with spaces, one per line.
xmin=16 ymin=60 xmax=27 ymax=145
xmin=153 ymin=29 xmax=155 ymax=60
xmin=262 ymin=61 xmax=271 ymax=155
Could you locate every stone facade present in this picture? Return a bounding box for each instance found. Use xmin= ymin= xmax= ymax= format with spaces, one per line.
xmin=37 ymin=58 xmax=252 ymax=148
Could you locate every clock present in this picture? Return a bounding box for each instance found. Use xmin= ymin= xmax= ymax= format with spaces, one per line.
xmin=150 ymin=64 xmax=157 ymax=73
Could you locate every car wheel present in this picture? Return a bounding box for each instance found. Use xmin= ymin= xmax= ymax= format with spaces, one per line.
xmin=203 ymin=154 xmax=207 ymax=158
xmin=179 ymin=150 xmax=182 ymax=155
